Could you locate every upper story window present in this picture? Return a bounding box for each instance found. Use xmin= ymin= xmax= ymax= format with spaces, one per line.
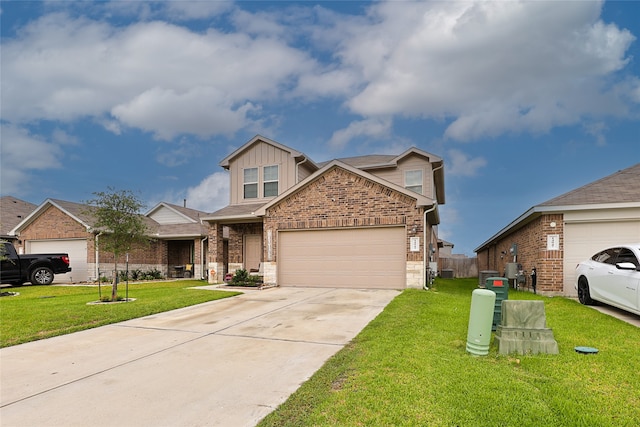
xmin=244 ymin=167 xmax=258 ymax=199
xmin=405 ymin=170 xmax=423 ymax=195
xmin=263 ymin=165 xmax=279 ymax=197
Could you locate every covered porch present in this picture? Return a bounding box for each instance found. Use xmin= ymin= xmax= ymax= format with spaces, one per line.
xmin=203 ymin=203 xmax=266 ymax=284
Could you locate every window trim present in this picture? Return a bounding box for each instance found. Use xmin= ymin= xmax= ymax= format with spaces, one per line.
xmin=405 ymin=169 xmax=423 ymax=195
xmin=243 ymin=167 xmax=258 ymax=199
xmin=263 ymin=165 xmax=279 ymax=198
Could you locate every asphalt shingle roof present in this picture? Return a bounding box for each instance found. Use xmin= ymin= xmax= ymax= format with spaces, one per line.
xmin=0 ymin=196 xmax=37 ymax=237
xmin=539 ymin=163 xmax=640 ymax=206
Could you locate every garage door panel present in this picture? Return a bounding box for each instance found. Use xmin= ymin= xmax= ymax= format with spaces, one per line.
xmin=564 ymin=221 xmax=640 ymax=295
xmin=28 ymin=239 xmax=87 ymax=283
xmin=278 ymin=227 xmax=406 ymax=289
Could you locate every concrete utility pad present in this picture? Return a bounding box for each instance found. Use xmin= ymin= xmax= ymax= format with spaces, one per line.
xmin=0 ymin=287 xmax=398 ymax=427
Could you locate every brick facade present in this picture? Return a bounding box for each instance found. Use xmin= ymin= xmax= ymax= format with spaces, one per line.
xmin=260 ymin=167 xmax=431 ymax=287
xmin=476 ymin=213 xmax=564 ymax=294
xmin=15 ymin=205 xmax=88 ymax=248
xmin=17 ymin=205 xmax=200 ymax=281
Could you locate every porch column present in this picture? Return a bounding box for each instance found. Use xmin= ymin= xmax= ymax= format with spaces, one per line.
xmin=207 ymin=222 xmax=225 ymax=284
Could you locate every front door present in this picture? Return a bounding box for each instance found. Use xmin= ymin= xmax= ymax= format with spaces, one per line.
xmin=244 ymin=234 xmax=262 ymax=271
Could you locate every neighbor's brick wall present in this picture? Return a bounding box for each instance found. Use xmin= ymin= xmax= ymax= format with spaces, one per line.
xmin=264 ymin=166 xmax=427 ymax=263
xmin=16 ymin=205 xmax=89 ymax=252
xmin=476 ymin=214 xmax=564 ymax=294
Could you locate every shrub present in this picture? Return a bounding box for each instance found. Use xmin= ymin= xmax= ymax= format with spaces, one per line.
xmin=231 ymin=269 xmax=250 ymax=285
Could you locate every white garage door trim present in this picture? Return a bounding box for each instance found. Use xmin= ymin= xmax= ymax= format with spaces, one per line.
xmin=278 ymin=227 xmax=406 ymax=289
xmin=564 ymin=220 xmax=640 ymax=296
xmin=28 ymin=239 xmax=88 ymax=283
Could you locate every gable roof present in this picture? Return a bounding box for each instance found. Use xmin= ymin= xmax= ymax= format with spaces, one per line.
xmin=146 ymin=202 xmax=206 ymax=224
xmin=475 ymin=163 xmax=640 ymax=252
xmin=10 ymin=199 xmax=97 ymax=235
xmin=1 ymin=196 xmax=37 ymax=237
xmin=254 ymin=160 xmax=439 ymax=222
xmin=320 ymin=147 xmax=445 ymax=204
xmin=218 ymin=134 xmax=318 ymax=170
xmin=320 ymin=147 xmax=443 ymax=170
xmin=10 ymin=198 xmax=207 ymax=239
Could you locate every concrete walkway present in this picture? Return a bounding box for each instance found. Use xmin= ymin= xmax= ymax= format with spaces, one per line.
xmin=0 ymin=287 xmax=398 ymax=427
xmin=590 ymin=303 xmax=640 ymax=327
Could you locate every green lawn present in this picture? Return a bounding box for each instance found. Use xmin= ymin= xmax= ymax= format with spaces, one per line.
xmin=259 ymin=278 xmax=640 ymax=427
xmin=0 ymin=280 xmax=239 ymax=348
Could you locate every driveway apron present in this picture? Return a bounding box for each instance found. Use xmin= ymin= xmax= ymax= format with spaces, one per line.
xmin=0 ymin=287 xmax=398 ymax=427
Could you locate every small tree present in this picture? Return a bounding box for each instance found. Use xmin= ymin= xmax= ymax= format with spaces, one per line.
xmin=86 ymin=188 xmax=148 ymax=301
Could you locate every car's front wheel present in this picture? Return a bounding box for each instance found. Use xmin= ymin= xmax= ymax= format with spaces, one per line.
xmin=577 ymin=276 xmax=595 ymax=305
xmin=30 ymin=267 xmax=54 ymax=285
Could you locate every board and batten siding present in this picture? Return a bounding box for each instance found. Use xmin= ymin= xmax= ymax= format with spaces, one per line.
xmin=229 ymin=141 xmax=298 ymax=204
xmin=148 ymin=208 xmax=191 ymax=224
xmin=369 ymin=155 xmax=435 ymax=199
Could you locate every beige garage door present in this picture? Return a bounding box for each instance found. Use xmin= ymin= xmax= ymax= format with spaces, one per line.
xmin=564 ymin=220 xmax=640 ymax=295
xmin=278 ymin=227 xmax=406 ymax=289
xmin=28 ymin=239 xmax=88 ymax=283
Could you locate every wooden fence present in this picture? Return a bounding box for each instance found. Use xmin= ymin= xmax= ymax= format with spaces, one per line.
xmin=438 ymin=257 xmax=478 ymax=278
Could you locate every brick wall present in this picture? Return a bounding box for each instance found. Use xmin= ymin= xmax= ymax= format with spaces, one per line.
xmin=264 ymin=167 xmax=426 ymax=262
xmin=17 ymin=205 xmax=88 ymax=249
xmin=18 ymin=205 xmax=175 ymax=279
xmin=476 ymin=213 xmax=564 ymax=294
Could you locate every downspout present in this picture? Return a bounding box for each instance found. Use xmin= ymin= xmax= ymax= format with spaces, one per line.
xmin=295 ymin=156 xmax=308 ymax=184
xmin=423 ymin=163 xmax=444 ymax=290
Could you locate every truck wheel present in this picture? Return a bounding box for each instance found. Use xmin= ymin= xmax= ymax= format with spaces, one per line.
xmin=31 ymin=267 xmax=54 ymax=285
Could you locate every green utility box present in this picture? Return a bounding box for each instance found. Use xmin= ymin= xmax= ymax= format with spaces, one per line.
xmin=485 ymin=277 xmax=509 ymax=330
xmin=466 ymin=288 xmax=497 ymax=356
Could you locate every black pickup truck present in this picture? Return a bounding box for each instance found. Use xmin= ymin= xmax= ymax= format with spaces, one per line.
xmin=0 ymin=241 xmax=72 ymax=286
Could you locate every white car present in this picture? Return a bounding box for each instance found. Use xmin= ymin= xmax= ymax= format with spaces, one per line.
xmin=575 ymin=243 xmax=640 ymax=316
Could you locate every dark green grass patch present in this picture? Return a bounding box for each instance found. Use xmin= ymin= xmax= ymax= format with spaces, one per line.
xmin=0 ymin=281 xmax=239 ymax=347
xmin=259 ymin=278 xmax=640 ymax=426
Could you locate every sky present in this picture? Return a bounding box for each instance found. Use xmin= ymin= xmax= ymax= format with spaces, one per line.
xmin=1 ymin=0 xmax=639 ymax=256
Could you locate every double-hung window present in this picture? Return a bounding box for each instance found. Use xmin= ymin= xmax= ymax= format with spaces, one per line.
xmin=263 ymin=165 xmax=279 ymax=197
xmin=244 ymin=168 xmax=258 ymax=199
xmin=405 ymin=170 xmax=423 ymax=195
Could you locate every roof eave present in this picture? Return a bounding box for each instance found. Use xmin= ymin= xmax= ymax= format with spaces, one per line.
xmin=9 ymin=199 xmax=92 ymax=235
xmin=473 ymin=201 xmax=640 ymax=252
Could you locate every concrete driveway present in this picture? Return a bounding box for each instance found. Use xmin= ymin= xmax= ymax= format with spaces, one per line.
xmin=0 ymin=287 xmax=398 ymax=427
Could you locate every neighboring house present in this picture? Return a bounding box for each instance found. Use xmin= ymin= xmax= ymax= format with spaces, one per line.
xmin=7 ymin=199 xmax=209 ymax=282
xmin=475 ymin=163 xmax=640 ymax=296
xmin=0 ymin=196 xmax=37 ymax=242
xmin=202 ymin=135 xmax=445 ymax=289
xmin=439 ymin=240 xmax=455 ymax=257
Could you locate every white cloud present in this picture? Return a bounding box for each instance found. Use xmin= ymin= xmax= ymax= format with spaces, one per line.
xmin=1 ymin=13 xmax=315 ymax=139
xmin=446 ymin=149 xmax=487 ymax=177
xmin=328 ymin=117 xmax=392 ymax=150
xmin=318 ymin=0 xmax=638 ymax=142
xmin=2 ymin=0 xmax=637 ymax=150
xmin=0 ymin=125 xmax=63 ymax=195
xmin=183 ymin=172 xmax=230 ymax=212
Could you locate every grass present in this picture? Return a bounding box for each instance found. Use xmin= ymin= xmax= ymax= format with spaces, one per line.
xmin=259 ymin=278 xmax=640 ymax=427
xmin=0 ymin=280 xmax=239 ymax=348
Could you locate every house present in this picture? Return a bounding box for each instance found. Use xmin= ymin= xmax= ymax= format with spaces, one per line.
xmin=7 ymin=199 xmax=209 ymax=282
xmin=0 ymin=196 xmax=37 ymax=242
xmin=475 ymin=163 xmax=640 ymax=295
xmin=202 ymin=135 xmax=445 ymax=289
